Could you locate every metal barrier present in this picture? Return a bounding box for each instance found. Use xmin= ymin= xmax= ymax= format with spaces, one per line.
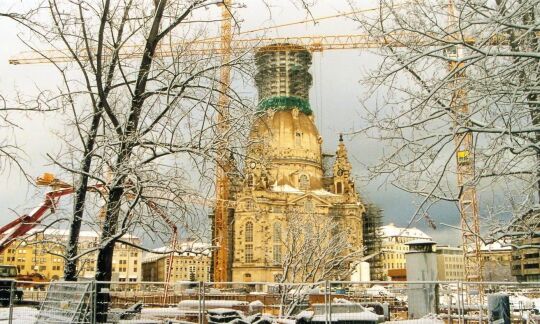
xmin=2 ymin=280 xmax=540 ymax=323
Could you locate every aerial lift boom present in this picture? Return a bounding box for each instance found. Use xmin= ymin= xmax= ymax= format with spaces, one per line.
xmin=0 ymin=174 xmax=103 ymax=252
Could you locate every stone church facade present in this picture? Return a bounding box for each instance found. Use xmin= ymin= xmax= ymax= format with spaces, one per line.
xmin=230 ymin=44 xmax=365 ymax=283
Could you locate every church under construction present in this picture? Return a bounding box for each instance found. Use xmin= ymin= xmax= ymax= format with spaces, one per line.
xmin=216 ymin=44 xmax=380 ymax=282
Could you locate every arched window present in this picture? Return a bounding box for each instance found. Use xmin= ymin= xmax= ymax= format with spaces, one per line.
xmin=299 ymin=174 xmax=309 ymax=190
xmin=295 ymin=132 xmax=302 ymax=147
xmin=245 ymin=222 xmax=253 ymax=242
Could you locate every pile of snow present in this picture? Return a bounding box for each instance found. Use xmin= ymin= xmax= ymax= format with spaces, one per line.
xmin=366 ymin=284 xmax=393 ymax=297
xmin=249 ymin=300 xmax=264 ymax=313
xmin=509 ymin=293 xmax=535 ymax=310
xmin=0 ymin=307 xmax=38 ymax=324
xmin=387 ymin=313 xmax=444 ymax=323
xmin=178 ymin=299 xmax=248 ymax=309
xmin=142 ymin=307 xmax=194 ymax=316
xmin=310 ymin=299 xmax=383 ymax=323
xmin=332 ymin=298 xmax=353 ymax=304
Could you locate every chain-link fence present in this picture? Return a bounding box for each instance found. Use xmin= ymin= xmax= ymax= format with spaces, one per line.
xmin=2 ymin=280 xmax=540 ymax=323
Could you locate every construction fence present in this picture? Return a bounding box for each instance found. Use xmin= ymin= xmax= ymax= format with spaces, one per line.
xmin=0 ymin=280 xmax=540 ymax=323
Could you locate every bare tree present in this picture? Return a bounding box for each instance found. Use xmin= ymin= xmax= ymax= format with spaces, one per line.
xmin=6 ymin=0 xmax=256 ymax=320
xmin=0 ymin=8 xmax=55 ymax=178
xmin=350 ymin=0 xmax=539 ymax=239
xmin=276 ymin=208 xmax=361 ymax=316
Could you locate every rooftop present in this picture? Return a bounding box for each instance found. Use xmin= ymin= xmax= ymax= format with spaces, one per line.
xmin=379 ymin=223 xmax=431 ymax=239
xmin=481 ymin=240 xmax=512 ymax=252
xmin=142 ymin=242 xmax=212 ymax=263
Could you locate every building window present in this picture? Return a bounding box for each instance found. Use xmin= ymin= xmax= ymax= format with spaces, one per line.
xmin=298 ymin=175 xmax=309 ymax=190
xmin=273 ymin=245 xmax=282 ymax=264
xmin=245 ymin=244 xmax=253 ymax=263
xmin=295 ymin=132 xmax=302 ymax=147
xmin=245 ymin=222 xmax=253 ymax=243
xmin=336 ymin=182 xmax=343 ymax=194
xmin=273 ymin=223 xmax=281 ymax=243
xmin=304 ymin=199 xmax=314 ymax=213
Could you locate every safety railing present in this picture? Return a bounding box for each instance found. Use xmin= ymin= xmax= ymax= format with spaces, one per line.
xmin=1 ymin=280 xmax=540 ymax=323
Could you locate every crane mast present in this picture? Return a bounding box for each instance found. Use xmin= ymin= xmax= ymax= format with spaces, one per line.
xmin=212 ymin=0 xmax=233 ymax=282
xmin=447 ymin=0 xmax=483 ymax=283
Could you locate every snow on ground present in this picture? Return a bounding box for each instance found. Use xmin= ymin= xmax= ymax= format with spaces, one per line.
xmin=312 ymin=312 xmax=380 ymax=322
xmin=366 ymin=284 xmax=394 ymax=297
xmin=178 ymin=299 xmax=248 ymax=308
xmin=0 ymin=307 xmax=38 ymax=323
xmin=386 ymin=320 xmax=444 ymax=324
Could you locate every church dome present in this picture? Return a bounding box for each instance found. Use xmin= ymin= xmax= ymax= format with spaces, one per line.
xmin=248 ymin=109 xmax=324 ymax=189
xmin=246 ymin=43 xmax=323 ymax=190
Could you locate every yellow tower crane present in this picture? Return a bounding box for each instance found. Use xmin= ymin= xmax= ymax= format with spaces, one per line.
xmin=447 ymin=0 xmax=483 ymax=283
xmin=8 ymin=2 xmax=491 ymax=284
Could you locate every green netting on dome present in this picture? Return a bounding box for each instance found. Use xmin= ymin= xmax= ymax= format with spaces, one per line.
xmin=258 ymin=96 xmax=312 ymax=115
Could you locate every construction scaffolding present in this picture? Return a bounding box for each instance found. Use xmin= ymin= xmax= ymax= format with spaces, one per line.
xmin=254 ymin=43 xmax=313 ymax=115
xmin=362 ymin=204 xmax=384 ymax=281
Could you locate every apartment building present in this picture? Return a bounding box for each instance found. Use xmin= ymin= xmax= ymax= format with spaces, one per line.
xmin=482 ymin=241 xmax=512 ymax=281
xmin=379 ymin=223 xmax=432 ymax=280
xmin=436 ymin=245 xmax=465 ymax=281
xmin=0 ymin=228 xmax=142 ymax=281
xmin=142 ymin=243 xmax=211 ymax=282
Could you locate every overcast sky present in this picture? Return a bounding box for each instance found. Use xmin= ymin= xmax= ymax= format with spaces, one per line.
xmin=0 ymin=0 xmax=464 ymax=245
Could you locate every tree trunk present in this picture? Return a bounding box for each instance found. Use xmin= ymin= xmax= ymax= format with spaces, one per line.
xmin=94 ymin=185 xmax=124 ymax=322
xmin=94 ymin=1 xmax=167 ymax=320
xmin=63 ymin=113 xmax=102 ymax=281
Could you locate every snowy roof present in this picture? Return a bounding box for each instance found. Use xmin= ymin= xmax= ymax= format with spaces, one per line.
xmin=271 ymin=185 xmax=337 ymax=197
xmin=143 ymin=242 xmax=211 ymax=263
xmin=271 ymin=184 xmax=303 ymax=194
xmin=405 ymin=238 xmax=436 ymax=245
xmin=436 ymin=245 xmax=462 ymax=251
xmin=379 ymin=223 xmax=431 ymax=239
xmin=26 ymin=227 xmax=139 ymax=240
xmin=481 ymin=241 xmax=512 ymax=252
xmin=311 ymin=189 xmax=337 ymax=196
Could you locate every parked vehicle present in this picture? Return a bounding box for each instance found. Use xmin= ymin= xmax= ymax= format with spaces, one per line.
xmin=0 ymin=265 xmax=23 ymax=306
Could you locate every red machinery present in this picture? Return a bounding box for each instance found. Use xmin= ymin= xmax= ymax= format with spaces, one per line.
xmin=0 ymin=173 xmax=179 ymax=301
xmin=0 ymin=173 xmax=103 ymax=252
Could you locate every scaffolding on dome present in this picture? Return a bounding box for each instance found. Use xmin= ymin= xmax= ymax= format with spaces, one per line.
xmin=254 ymin=43 xmax=313 ymax=115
